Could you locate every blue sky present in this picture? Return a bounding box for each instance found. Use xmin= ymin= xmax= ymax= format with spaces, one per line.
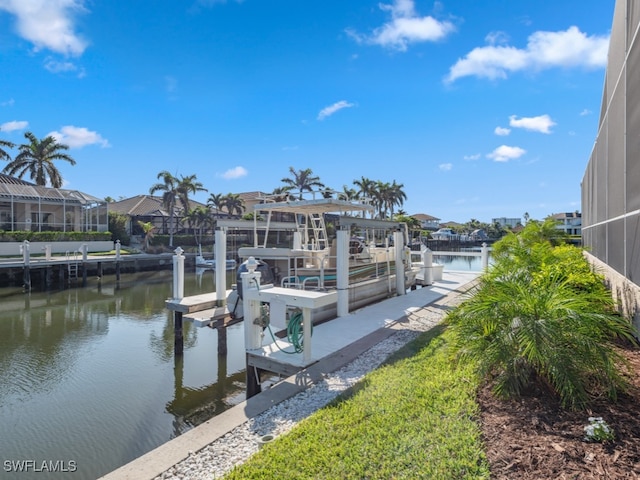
xmin=0 ymin=0 xmax=614 ymax=223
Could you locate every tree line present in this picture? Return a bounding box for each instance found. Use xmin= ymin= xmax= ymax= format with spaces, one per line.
xmin=141 ymin=166 xmax=409 ymax=247
xmin=0 ymin=129 xmax=526 ymax=244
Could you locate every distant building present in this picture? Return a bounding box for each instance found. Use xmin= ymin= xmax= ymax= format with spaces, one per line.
xmin=411 ymin=213 xmax=441 ymax=231
xmin=237 ymin=191 xmax=270 ymax=213
xmin=108 ymin=195 xmax=210 ymax=236
xmin=492 ymin=217 xmax=521 ymax=229
xmin=0 ymin=173 xmax=107 ymax=232
xmin=581 ymin=0 xmax=640 ymax=331
xmin=548 ymin=212 xmax=581 ymax=236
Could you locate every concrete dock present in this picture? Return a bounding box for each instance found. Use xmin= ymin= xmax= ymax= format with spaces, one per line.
xmin=99 ymin=269 xmax=480 ymax=480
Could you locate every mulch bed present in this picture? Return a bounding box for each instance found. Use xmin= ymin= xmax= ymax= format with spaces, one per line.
xmin=478 ymin=345 xmax=640 ymax=479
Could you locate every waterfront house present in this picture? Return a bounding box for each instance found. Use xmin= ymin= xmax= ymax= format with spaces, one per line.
xmin=411 ymin=213 xmax=441 ymax=231
xmin=107 ymin=195 xmax=212 ymax=237
xmin=549 ymin=211 xmax=581 ymax=236
xmin=0 ymin=173 xmax=107 ymax=233
xmin=492 ymin=217 xmax=521 ymax=229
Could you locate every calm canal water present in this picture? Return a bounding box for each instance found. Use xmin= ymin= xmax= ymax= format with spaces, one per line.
xmin=0 ymin=268 xmax=245 ymax=480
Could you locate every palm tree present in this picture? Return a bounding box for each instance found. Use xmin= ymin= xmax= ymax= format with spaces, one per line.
xmin=352 ymin=176 xmax=376 ymax=217
xmin=2 ymin=131 xmax=76 ymax=187
xmin=207 ymin=193 xmax=225 ymax=214
xmin=137 ymin=221 xmax=157 ymax=252
xmin=184 ymin=206 xmax=212 ymax=246
xmin=150 ymin=171 xmax=180 ymax=247
xmin=0 ymin=129 xmax=15 ymax=162
xmin=222 ymin=193 xmax=244 ymax=217
xmin=280 ymin=167 xmax=324 ymax=199
xmin=372 ymin=181 xmax=390 ymax=218
xmin=341 ymin=185 xmax=358 ymax=200
xmin=387 ymin=180 xmax=406 ymax=219
xmin=177 ymin=174 xmax=207 ymax=214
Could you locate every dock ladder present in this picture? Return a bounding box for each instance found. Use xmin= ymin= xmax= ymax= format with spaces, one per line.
xmin=308 ymin=213 xmax=327 ymax=250
xmin=66 ymin=250 xmax=79 ymax=281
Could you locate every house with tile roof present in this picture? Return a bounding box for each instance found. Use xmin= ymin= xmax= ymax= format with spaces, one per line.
xmin=0 ymin=173 xmax=107 ymax=233
xmin=107 ymin=195 xmax=213 ymax=236
xmin=411 ymin=213 xmax=441 ymax=231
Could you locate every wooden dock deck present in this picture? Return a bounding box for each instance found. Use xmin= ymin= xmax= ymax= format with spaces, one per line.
xmin=165 ymin=290 xmax=233 ymax=327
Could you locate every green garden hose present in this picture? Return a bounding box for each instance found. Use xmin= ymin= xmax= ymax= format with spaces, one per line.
xmin=267 ymin=309 xmax=312 ymax=354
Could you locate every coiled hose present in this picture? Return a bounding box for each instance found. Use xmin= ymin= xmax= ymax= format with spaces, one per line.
xmin=267 ymin=309 xmax=311 ymax=354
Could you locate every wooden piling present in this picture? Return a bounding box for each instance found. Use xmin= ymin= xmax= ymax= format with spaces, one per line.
xmin=245 ymin=354 xmax=262 ymax=398
xmin=174 ymin=311 xmax=184 ymax=355
xmin=23 ymin=265 xmax=31 ymax=291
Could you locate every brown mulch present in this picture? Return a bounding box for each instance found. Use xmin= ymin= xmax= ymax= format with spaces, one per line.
xmin=478 ymin=345 xmax=640 ymax=479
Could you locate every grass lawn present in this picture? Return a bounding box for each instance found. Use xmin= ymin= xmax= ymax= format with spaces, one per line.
xmin=224 ymin=325 xmax=490 ymax=479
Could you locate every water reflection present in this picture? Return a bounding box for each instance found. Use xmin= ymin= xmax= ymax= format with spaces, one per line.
xmin=0 ymin=268 xmax=245 ymax=480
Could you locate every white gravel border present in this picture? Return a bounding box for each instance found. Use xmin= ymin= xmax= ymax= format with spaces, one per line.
xmin=155 ymin=304 xmax=447 ymax=480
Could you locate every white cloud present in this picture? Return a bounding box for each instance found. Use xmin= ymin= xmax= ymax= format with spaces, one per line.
xmin=485 ymin=31 xmax=509 ymax=46
xmin=446 ymin=26 xmax=609 ymax=83
xmin=0 ymin=0 xmax=89 ymax=56
xmin=48 ymin=125 xmax=109 ymax=148
xmin=487 ymin=145 xmax=526 ymax=162
xmin=1 ymin=120 xmax=28 ymax=132
xmin=509 ymin=114 xmax=556 ymax=134
xmin=494 ymin=126 xmax=511 ymax=136
xmin=580 ymin=108 xmax=592 ymax=116
xmin=221 ymin=166 xmax=247 ymax=180
xmin=439 ymin=163 xmax=452 ymax=171
xmin=463 ymin=153 xmax=481 ymax=161
xmin=1 ymin=98 xmax=15 ymax=107
xmin=346 ymin=0 xmax=455 ymax=51
xmin=317 ymin=100 xmax=355 ymax=121
xmin=44 ymin=57 xmax=85 ymax=77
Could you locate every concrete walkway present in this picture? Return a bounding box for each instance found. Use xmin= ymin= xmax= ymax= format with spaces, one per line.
xmin=99 ymin=271 xmax=480 ymax=480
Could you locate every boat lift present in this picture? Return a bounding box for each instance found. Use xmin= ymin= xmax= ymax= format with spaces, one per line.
xmin=240 ymin=256 xmax=338 ymax=397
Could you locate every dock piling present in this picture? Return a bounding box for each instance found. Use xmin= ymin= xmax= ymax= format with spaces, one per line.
xmin=21 ymin=240 xmax=31 ymax=292
xmin=172 ymin=247 xmax=185 ymax=356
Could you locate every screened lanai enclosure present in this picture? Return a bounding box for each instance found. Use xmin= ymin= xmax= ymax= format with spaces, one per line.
xmin=0 ymin=174 xmax=108 ymax=233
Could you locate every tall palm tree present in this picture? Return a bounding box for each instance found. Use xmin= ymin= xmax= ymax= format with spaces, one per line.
xmin=2 ymin=131 xmax=76 ymax=187
xmin=177 ymin=174 xmax=207 ymax=214
xmin=150 ymin=171 xmax=180 ymax=247
xmin=352 ymin=176 xmax=376 ymax=217
xmin=387 ymin=180 xmax=407 ymax=219
xmin=176 ymin=173 xmax=206 ymax=234
xmin=0 ymin=129 xmax=15 ymax=162
xmin=280 ymin=166 xmax=324 ymax=199
xmin=207 ymin=193 xmax=225 ymax=214
xmin=372 ymin=181 xmax=390 ymax=219
xmin=184 ymin=206 xmax=212 ymax=246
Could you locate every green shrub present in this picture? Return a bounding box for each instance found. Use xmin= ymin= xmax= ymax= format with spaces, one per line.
xmin=0 ymin=230 xmax=111 ymax=242
xmin=446 ymin=221 xmax=637 ymax=410
xmin=108 ymin=212 xmax=131 ymax=245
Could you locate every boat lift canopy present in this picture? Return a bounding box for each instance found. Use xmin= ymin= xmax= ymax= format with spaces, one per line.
xmin=251 ymin=197 xmax=374 ymax=216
